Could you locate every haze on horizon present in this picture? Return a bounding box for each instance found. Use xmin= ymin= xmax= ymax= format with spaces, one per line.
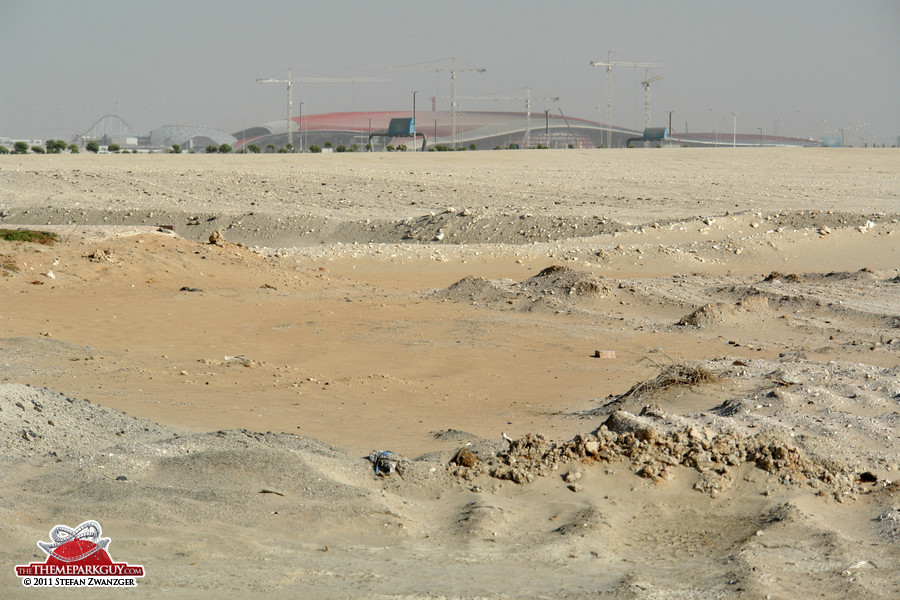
xmin=1 ymin=0 xmax=898 ymax=146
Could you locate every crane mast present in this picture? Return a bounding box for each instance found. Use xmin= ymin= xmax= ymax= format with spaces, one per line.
xmin=590 ymin=51 xmax=661 ymax=148
xmin=642 ymin=71 xmax=664 ymax=131
xmin=454 ymin=88 xmax=559 ymax=148
xmin=385 ymin=58 xmax=485 ymax=148
xmin=257 ymin=69 xmax=387 ymax=151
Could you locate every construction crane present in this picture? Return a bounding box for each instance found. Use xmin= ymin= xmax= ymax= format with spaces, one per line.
xmin=641 ymin=71 xmax=664 ymax=132
xmin=257 ymin=68 xmax=387 ymax=151
xmin=454 ymin=89 xmax=559 ymax=148
xmin=590 ymin=52 xmax=661 ymax=148
xmin=384 ymin=58 xmax=486 ymax=148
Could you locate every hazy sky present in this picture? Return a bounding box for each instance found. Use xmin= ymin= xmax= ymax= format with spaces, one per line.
xmin=2 ymin=1 xmax=898 ymax=145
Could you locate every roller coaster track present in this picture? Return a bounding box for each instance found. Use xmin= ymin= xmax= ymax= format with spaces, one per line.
xmin=82 ymin=114 xmax=135 ymax=139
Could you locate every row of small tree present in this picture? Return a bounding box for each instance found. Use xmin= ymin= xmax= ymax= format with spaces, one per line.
xmin=1 ymin=139 xmax=558 ymax=155
xmin=0 ymin=139 xmax=81 ymax=154
xmin=0 ymin=140 xmax=130 ymax=154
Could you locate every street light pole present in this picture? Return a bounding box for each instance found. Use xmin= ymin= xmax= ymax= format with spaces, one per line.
xmin=758 ymin=127 xmax=763 ymax=147
xmin=298 ymin=102 xmax=303 ymax=152
xmin=545 ymin=108 xmax=550 ymax=140
xmin=412 ymin=90 xmax=418 ymax=152
xmin=668 ymin=110 xmax=674 ymax=135
xmin=731 ymin=112 xmax=737 ymax=148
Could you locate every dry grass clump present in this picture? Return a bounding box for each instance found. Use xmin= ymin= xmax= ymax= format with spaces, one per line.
xmin=616 ymin=355 xmax=719 ymax=401
xmin=0 ymin=254 xmax=18 ymax=276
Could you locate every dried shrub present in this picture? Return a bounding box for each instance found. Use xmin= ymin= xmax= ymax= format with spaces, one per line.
xmin=0 ymin=254 xmax=18 ymax=275
xmin=616 ymin=354 xmax=719 ymax=401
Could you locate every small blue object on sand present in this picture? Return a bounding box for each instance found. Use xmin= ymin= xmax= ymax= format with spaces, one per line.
xmin=369 ymin=450 xmax=402 ymax=476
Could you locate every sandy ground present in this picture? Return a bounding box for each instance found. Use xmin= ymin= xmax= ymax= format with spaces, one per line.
xmin=0 ymin=149 xmax=898 ymax=598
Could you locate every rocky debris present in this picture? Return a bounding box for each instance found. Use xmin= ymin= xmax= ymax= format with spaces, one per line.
xmin=764 ymin=271 xmax=802 ymax=283
xmin=876 ymin=506 xmax=900 ymax=543
xmin=85 ymin=248 xmax=117 ymax=263
xmin=562 ymin=469 xmax=583 ymax=484
xmin=208 ymin=230 xmax=226 ymax=246
xmin=450 ymin=409 xmax=863 ymax=500
xmin=451 ymin=447 xmax=480 ymax=468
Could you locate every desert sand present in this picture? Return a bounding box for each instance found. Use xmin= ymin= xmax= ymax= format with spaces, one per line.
xmin=0 ymin=148 xmax=898 ymax=598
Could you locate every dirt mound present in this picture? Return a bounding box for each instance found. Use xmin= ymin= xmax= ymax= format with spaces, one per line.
xmin=516 ymin=265 xmax=611 ymax=298
xmin=431 ymin=275 xmax=515 ymax=305
xmin=677 ymin=294 xmax=771 ymax=327
xmin=0 ymin=383 xmax=170 ymax=459
xmin=434 ymin=265 xmax=612 ymax=312
xmin=677 ymin=302 xmax=739 ymax=327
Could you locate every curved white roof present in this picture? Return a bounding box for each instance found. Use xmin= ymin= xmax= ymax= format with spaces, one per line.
xmin=149 ymin=125 xmax=236 ymax=148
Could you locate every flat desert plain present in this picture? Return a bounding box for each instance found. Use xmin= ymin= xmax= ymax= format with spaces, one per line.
xmin=0 ymin=149 xmax=898 ymax=598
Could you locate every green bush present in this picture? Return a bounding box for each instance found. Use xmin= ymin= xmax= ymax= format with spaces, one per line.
xmin=308 ymin=144 xmax=321 ymax=153
xmin=31 ymin=145 xmax=46 ymax=154
xmin=86 ymin=141 xmax=99 ymax=153
xmin=171 ymin=144 xmax=182 ymax=154
xmin=46 ymin=139 xmax=68 ymax=153
xmin=386 ymin=145 xmax=395 ymax=152
xmin=324 ymin=141 xmax=333 ymax=148
xmin=14 ymin=141 xmax=30 ymax=154
xmin=248 ymin=144 xmax=260 ymax=154
xmin=206 ymin=145 xmax=218 ymax=154
xmin=68 ymin=143 xmax=79 ymax=153
xmin=0 ymin=229 xmax=58 ymax=244
xmin=219 ymin=143 xmax=232 ymax=154
xmin=0 ymin=145 xmax=8 ymax=154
